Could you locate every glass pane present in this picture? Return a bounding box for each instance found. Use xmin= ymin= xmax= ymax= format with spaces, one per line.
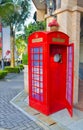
xmin=32 ymin=93 xmax=35 ymax=98
xmin=32 ymin=87 xmax=35 ymax=92
xmin=40 ymin=89 xmax=43 ymax=94
xmin=33 ymin=67 xmax=39 ymax=74
xmin=33 ymin=54 xmax=39 ymax=60
xmin=33 ymin=74 xmax=39 ymax=80
xmin=34 ymin=81 xmax=39 ymax=87
xmin=69 ymin=62 xmax=72 ymax=68
xmin=69 ymin=69 xmax=72 ymax=75
xmin=40 ymin=54 xmax=43 ymax=60
xmin=69 ymin=47 xmax=72 ymax=53
xmin=40 ymin=75 xmax=43 ymax=81
xmin=36 ymin=88 xmax=39 ymax=93
xmin=34 ymin=87 xmax=37 ymax=93
xmin=69 ymin=76 xmax=72 ymax=82
xmin=32 ymin=80 xmax=35 ymax=86
xmin=40 ymin=96 xmax=43 ymax=102
xmin=34 ymin=48 xmax=39 ymax=53
xmin=69 ymin=54 xmax=72 ymax=61
xmin=33 ymin=61 xmax=39 ymax=66
xmin=39 ymin=68 xmax=43 ymax=74
xmin=40 ymin=82 xmax=43 ymax=88
xmin=35 ymin=94 xmax=40 ymax=100
xmin=39 ymin=61 xmax=43 ymax=66
xmin=40 ymin=47 xmax=43 ymax=53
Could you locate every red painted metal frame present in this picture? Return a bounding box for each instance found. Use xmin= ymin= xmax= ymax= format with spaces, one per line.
xmin=28 ymin=31 xmax=74 ymax=116
xmin=28 ymin=43 xmax=48 ymax=114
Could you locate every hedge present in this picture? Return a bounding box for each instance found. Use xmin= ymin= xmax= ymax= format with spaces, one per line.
xmin=22 ymin=53 xmax=28 ymax=65
xmin=18 ymin=64 xmax=24 ymax=70
xmin=0 ymin=70 xmax=8 ymax=79
xmin=5 ymin=66 xmax=20 ymax=73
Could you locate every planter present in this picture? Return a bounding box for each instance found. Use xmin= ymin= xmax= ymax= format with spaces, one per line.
xmin=24 ymin=65 xmax=29 ymax=94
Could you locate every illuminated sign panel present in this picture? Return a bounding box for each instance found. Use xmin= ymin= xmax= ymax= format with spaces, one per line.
xmin=32 ymin=38 xmax=43 ymax=43
xmin=52 ymin=38 xmax=65 ymax=43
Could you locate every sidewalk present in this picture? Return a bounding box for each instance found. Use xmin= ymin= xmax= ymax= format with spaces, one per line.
xmin=11 ymin=90 xmax=83 ymax=130
xmin=1 ymin=70 xmax=83 ymax=130
xmin=0 ymin=72 xmax=44 ymax=130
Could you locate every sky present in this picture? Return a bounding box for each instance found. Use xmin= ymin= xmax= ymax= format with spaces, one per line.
xmin=16 ymin=1 xmax=36 ymax=34
xmin=24 ymin=1 xmax=36 ymax=26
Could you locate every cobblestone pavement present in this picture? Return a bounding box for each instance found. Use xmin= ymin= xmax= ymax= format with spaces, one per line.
xmin=0 ymin=71 xmax=44 ymax=130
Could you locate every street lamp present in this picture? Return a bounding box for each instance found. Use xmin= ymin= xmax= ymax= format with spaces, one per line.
xmin=46 ymin=0 xmax=55 ymax=16
xmin=39 ymin=0 xmax=55 ymax=16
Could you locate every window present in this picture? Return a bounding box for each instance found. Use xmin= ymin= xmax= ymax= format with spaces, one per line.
xmin=56 ymin=0 xmax=61 ymax=9
xmin=66 ymin=46 xmax=73 ymax=105
xmin=30 ymin=47 xmax=43 ymax=102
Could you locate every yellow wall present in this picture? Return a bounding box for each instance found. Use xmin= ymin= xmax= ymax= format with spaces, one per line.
xmin=35 ymin=0 xmax=83 ymax=105
xmin=37 ymin=9 xmax=45 ymax=21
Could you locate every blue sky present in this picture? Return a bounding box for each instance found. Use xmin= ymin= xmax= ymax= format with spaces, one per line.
xmin=25 ymin=1 xmax=36 ymax=26
xmin=16 ymin=1 xmax=36 ymax=34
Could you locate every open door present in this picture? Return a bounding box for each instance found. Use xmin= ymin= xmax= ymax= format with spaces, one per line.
xmin=66 ymin=44 xmax=74 ymax=116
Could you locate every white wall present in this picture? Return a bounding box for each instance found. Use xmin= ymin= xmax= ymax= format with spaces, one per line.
xmin=2 ymin=27 xmax=10 ymax=59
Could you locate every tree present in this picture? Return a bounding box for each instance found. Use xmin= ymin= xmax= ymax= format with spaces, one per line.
xmin=16 ymin=21 xmax=46 ymax=65
xmin=24 ymin=21 xmax=46 ymax=43
xmin=15 ymin=34 xmax=26 ymax=57
xmin=0 ymin=0 xmax=31 ymax=67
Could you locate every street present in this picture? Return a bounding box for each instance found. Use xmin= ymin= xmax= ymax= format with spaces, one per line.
xmin=0 ymin=71 xmax=43 ymax=130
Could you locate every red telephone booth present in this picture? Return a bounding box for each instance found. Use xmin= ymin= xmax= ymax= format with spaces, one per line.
xmin=28 ymin=31 xmax=74 ymax=116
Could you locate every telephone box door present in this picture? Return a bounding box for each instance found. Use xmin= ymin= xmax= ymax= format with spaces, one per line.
xmin=50 ymin=45 xmax=67 ymax=113
xmin=66 ymin=44 xmax=74 ymax=116
xmin=49 ymin=44 xmax=74 ymax=116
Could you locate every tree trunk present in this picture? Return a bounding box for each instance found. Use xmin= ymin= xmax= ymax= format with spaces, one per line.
xmin=10 ymin=25 xmax=15 ymax=67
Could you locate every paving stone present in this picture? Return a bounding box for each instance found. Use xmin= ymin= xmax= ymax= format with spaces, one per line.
xmin=0 ymin=128 xmax=9 ymax=130
xmin=0 ymin=72 xmax=44 ymax=130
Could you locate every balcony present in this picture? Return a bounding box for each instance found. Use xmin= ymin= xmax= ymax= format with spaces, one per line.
xmin=32 ymin=0 xmax=46 ymax=10
xmin=32 ymin=0 xmax=61 ymax=10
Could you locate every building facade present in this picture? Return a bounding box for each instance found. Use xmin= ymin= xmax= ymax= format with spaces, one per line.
xmin=0 ymin=24 xmax=11 ymax=65
xmin=32 ymin=0 xmax=83 ymax=104
xmin=0 ymin=23 xmax=2 ymax=61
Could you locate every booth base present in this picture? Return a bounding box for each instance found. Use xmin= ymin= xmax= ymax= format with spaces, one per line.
xmin=29 ymin=99 xmax=66 ymax=115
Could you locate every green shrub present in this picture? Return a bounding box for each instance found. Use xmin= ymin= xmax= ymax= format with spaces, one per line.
xmin=5 ymin=66 xmax=20 ymax=73
xmin=22 ymin=53 xmax=28 ymax=65
xmin=18 ymin=64 xmax=24 ymax=70
xmin=0 ymin=70 xmax=8 ymax=79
